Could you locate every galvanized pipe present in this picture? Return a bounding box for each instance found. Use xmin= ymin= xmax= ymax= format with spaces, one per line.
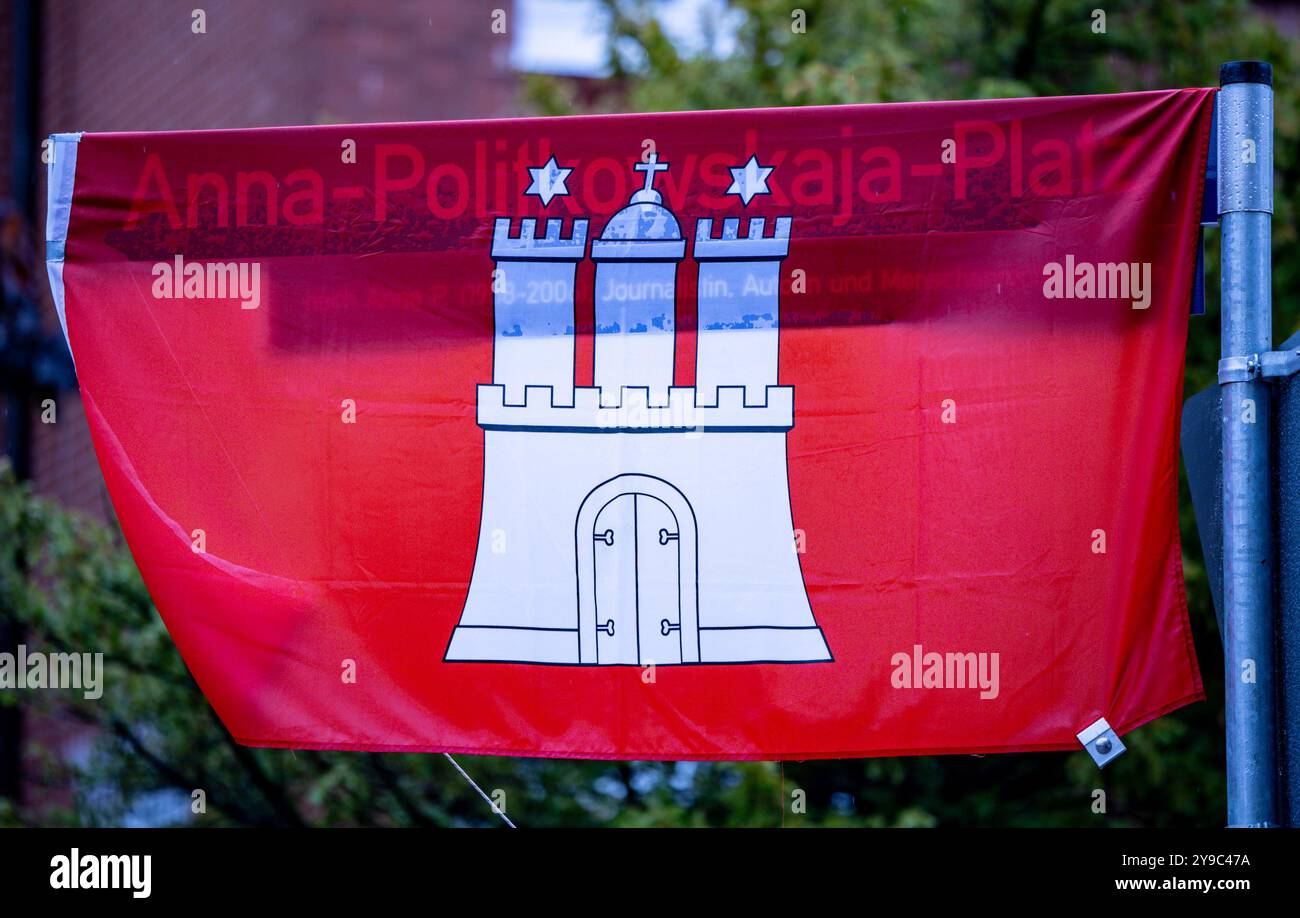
xmin=1217 ymin=60 xmax=1278 ymax=827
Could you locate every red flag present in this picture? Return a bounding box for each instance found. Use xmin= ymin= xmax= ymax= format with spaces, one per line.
xmin=46 ymin=88 xmax=1213 ymax=759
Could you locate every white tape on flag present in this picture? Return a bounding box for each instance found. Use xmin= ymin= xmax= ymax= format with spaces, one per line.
xmin=44 ymin=132 xmax=82 ymax=363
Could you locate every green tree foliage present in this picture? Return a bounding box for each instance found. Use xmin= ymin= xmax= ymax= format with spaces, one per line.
xmin=5 ymin=0 xmax=1296 ymax=826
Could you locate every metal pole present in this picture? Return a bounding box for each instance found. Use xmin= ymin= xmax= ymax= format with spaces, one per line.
xmin=1218 ymin=60 xmax=1278 ymax=827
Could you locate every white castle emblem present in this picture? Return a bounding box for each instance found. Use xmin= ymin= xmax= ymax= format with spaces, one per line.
xmin=445 ymin=153 xmax=832 ymax=666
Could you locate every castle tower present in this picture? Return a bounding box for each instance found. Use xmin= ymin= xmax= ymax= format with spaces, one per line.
xmin=490 ymin=217 xmax=588 ymax=405
xmin=589 ymin=155 xmax=685 ymax=406
xmin=446 ymin=152 xmax=830 ymax=667
xmin=694 ymin=216 xmax=792 ymax=404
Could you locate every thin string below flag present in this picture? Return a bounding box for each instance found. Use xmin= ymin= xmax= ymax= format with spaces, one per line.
xmin=443 ymin=753 xmax=517 ymax=828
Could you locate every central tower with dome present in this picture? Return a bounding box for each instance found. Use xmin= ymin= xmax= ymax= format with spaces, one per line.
xmin=590 ymin=154 xmax=686 ymax=406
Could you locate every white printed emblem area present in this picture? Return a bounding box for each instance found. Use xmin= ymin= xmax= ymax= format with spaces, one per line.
xmin=445 ymin=153 xmax=831 ymax=666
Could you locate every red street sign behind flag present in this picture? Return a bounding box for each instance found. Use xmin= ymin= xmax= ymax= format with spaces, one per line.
xmin=47 ymin=88 xmax=1214 ymax=759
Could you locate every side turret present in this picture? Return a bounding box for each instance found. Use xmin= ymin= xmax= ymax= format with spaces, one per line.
xmin=490 ymin=217 xmax=588 ymax=405
xmin=694 ymin=216 xmax=792 ymax=405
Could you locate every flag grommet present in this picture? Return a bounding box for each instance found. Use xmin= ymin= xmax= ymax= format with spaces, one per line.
xmin=1076 ymin=717 xmax=1126 ymax=768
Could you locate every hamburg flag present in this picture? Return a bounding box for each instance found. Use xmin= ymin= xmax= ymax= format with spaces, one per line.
xmin=45 ymin=88 xmax=1213 ymax=759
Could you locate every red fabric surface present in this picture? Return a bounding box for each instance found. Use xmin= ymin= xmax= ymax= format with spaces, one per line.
xmin=58 ymin=88 xmax=1212 ymax=758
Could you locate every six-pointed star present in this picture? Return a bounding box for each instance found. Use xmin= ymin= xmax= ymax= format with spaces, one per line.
xmin=525 ymin=156 xmax=573 ymax=206
xmin=726 ymin=154 xmax=774 ymax=206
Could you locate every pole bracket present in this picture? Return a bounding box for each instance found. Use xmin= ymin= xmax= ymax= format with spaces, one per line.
xmin=1076 ymin=717 xmax=1126 ymax=768
xmin=1218 ymin=348 xmax=1300 ymax=385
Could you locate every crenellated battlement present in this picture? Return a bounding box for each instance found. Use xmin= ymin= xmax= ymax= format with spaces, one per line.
xmin=694 ymin=217 xmax=792 ymax=261
xmin=486 ymin=159 xmax=797 ymax=414
xmin=492 ymin=217 xmax=589 ymax=262
xmin=476 ymin=383 xmax=794 ymax=432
